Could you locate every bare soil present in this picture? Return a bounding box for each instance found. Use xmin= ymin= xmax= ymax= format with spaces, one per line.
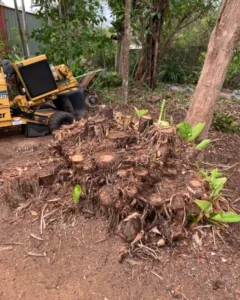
xmin=1 ymin=95 xmax=240 ymax=300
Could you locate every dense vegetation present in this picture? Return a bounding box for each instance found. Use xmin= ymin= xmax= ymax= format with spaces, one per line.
xmin=0 ymin=0 xmax=240 ymax=89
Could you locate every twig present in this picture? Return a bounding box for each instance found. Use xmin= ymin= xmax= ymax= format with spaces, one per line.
xmin=2 ymin=242 xmax=25 ymax=246
xmin=43 ymin=209 xmax=59 ymax=219
xmin=47 ymin=198 xmax=61 ymax=202
xmin=212 ymin=226 xmax=216 ymax=249
xmin=30 ymin=234 xmax=44 ymax=241
xmin=233 ymin=198 xmax=240 ymax=204
xmin=200 ymin=161 xmax=239 ymax=170
xmin=193 ymin=225 xmax=212 ymax=229
xmin=0 ymin=246 xmax=13 ymax=252
xmin=15 ymin=201 xmax=32 ymax=212
xmin=215 ymin=230 xmax=227 ymax=246
xmin=40 ymin=203 xmax=48 ymax=235
xmin=182 ymin=206 xmax=186 ymax=226
xmin=151 ymin=270 xmax=163 ymax=280
xmin=93 ymin=238 xmax=107 ymax=245
xmin=27 ymin=251 xmax=46 ymax=257
xmin=181 ymin=292 xmax=189 ymax=300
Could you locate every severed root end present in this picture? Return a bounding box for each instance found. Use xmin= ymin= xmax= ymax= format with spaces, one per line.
xmin=99 ymin=105 xmax=114 ymax=120
xmin=95 ymin=152 xmax=118 ymax=169
xmin=71 ymin=154 xmax=84 ymax=163
xmin=138 ymin=116 xmax=153 ymax=133
xmin=99 ymin=185 xmax=119 ymax=207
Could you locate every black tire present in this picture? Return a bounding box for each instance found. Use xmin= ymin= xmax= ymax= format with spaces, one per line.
xmin=48 ymin=111 xmax=74 ymax=132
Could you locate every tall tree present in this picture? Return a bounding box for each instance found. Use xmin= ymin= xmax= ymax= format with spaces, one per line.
xmin=132 ymin=0 xmax=218 ymax=88
xmin=185 ymin=0 xmax=240 ymax=139
xmin=13 ymin=0 xmax=28 ymax=57
xmin=21 ymin=0 xmax=30 ymax=56
xmin=145 ymin=0 xmax=169 ymax=89
xmin=108 ymin=0 xmax=124 ymax=74
xmin=122 ymin=0 xmax=131 ymax=104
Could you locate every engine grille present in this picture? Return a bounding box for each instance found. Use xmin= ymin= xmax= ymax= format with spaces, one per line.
xmin=18 ymin=60 xmax=57 ymax=98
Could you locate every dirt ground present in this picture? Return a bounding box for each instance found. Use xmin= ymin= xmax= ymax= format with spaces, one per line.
xmin=1 ymin=96 xmax=240 ymax=300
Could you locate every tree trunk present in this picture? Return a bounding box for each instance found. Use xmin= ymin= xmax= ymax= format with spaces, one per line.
xmin=134 ymin=55 xmax=145 ymax=81
xmin=13 ymin=0 xmax=27 ymax=57
xmin=115 ymin=34 xmax=124 ymax=75
xmin=185 ymin=0 xmax=240 ymax=139
xmin=122 ymin=0 xmax=131 ymax=104
xmin=21 ymin=0 xmax=30 ymax=57
xmin=145 ymin=0 xmax=169 ymax=90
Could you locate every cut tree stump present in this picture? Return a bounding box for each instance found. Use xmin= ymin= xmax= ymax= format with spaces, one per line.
xmin=99 ymin=105 xmax=114 ymax=120
xmin=70 ymin=154 xmax=85 ymax=169
xmin=99 ymin=185 xmax=119 ymax=207
xmin=95 ymin=152 xmax=118 ymax=169
xmin=138 ymin=116 xmax=153 ymax=132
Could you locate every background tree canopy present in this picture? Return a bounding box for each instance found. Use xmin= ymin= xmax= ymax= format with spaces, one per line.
xmin=2 ymin=0 xmax=239 ymax=89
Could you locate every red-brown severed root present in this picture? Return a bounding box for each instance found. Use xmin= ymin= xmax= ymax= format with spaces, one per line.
xmin=95 ymin=152 xmax=118 ymax=169
xmin=99 ymin=105 xmax=114 ymax=119
xmin=71 ymin=154 xmax=84 ymax=163
xmin=148 ymin=193 xmax=164 ymax=207
xmin=138 ymin=115 xmax=153 ymax=133
xmin=99 ymin=185 xmax=119 ymax=207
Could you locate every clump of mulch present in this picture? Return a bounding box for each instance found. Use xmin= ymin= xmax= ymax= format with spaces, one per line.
xmin=50 ymin=107 xmax=209 ymax=256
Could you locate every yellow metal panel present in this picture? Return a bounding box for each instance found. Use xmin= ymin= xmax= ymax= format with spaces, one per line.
xmin=12 ymin=55 xmax=59 ymax=101
xmin=13 ymin=55 xmax=47 ymax=67
xmin=30 ymin=90 xmax=59 ymax=102
xmin=0 ymin=98 xmax=11 ymax=106
xmin=0 ymin=106 xmax=11 ymax=121
xmin=0 ymin=120 xmax=13 ymax=127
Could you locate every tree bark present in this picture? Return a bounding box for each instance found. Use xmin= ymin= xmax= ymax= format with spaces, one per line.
xmin=21 ymin=0 xmax=30 ymax=57
xmin=185 ymin=0 xmax=240 ymax=139
xmin=134 ymin=55 xmax=145 ymax=81
xmin=115 ymin=34 xmax=124 ymax=75
xmin=145 ymin=0 xmax=169 ymax=90
xmin=122 ymin=0 xmax=131 ymax=104
xmin=13 ymin=0 xmax=28 ymax=58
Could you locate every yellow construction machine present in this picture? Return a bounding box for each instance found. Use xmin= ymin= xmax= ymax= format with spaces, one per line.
xmin=0 ymin=54 xmax=85 ymax=137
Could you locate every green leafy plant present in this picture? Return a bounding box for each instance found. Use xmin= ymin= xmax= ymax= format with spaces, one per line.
xmin=199 ymin=168 xmax=226 ymax=201
xmin=158 ymin=58 xmax=189 ymax=84
xmin=190 ymin=168 xmax=240 ymax=226
xmin=157 ymin=99 xmax=169 ymax=127
xmin=195 ymin=139 xmax=211 ymax=150
xmin=177 ymin=122 xmax=210 ymax=150
xmin=134 ymin=107 xmax=149 ymax=118
xmin=213 ymin=112 xmax=240 ymax=135
xmin=194 ymin=200 xmax=240 ymax=223
xmin=72 ymin=184 xmax=82 ymax=204
xmin=210 ymin=211 xmax=240 ymax=223
xmin=177 ymin=122 xmax=205 ymax=141
xmin=95 ymin=71 xmax=122 ymax=89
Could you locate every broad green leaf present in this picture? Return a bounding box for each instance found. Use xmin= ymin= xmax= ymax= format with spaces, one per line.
xmin=210 ymin=211 xmax=240 ymax=223
xmin=189 ymin=122 xmax=206 ymax=141
xmin=211 ymin=169 xmax=222 ymax=180
xmin=177 ymin=122 xmax=192 ymax=140
xmin=134 ymin=107 xmax=148 ymax=118
xmin=196 ymin=139 xmax=211 ymax=150
xmin=72 ymin=184 xmax=82 ymax=204
xmin=210 ymin=177 xmax=227 ymax=199
xmin=159 ymin=120 xmax=170 ymax=127
xmin=195 ymin=200 xmax=212 ymax=213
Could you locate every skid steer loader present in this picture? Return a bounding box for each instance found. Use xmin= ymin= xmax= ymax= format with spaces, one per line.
xmin=0 ymin=55 xmax=85 ymax=137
